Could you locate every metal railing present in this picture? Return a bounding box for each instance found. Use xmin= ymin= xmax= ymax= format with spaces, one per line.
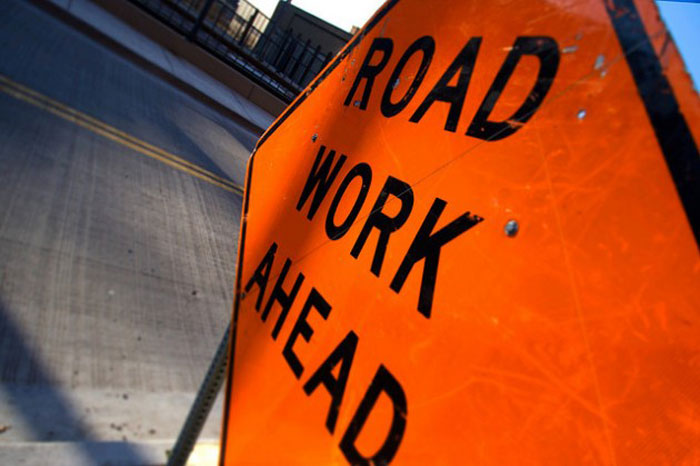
xmin=128 ymin=0 xmax=336 ymax=103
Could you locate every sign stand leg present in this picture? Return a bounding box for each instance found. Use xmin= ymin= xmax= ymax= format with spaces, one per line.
xmin=167 ymin=324 xmax=230 ymax=466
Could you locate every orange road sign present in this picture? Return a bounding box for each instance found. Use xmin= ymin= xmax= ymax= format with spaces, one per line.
xmin=220 ymin=0 xmax=700 ymax=463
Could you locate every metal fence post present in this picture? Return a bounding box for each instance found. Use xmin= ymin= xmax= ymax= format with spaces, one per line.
xmin=278 ymin=32 xmax=300 ymax=74
xmin=254 ymin=18 xmax=276 ymax=59
xmin=238 ymin=9 xmax=259 ymax=47
xmin=298 ymin=44 xmax=321 ymax=86
xmin=187 ymin=0 xmax=216 ymax=40
xmin=289 ymin=37 xmax=310 ymax=84
xmin=273 ymin=28 xmax=293 ymax=69
xmin=211 ymin=3 xmax=226 ymax=35
xmin=166 ymin=324 xmax=230 ymax=466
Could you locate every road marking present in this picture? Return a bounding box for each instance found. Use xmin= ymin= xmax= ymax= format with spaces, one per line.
xmin=0 ymin=74 xmax=244 ymax=195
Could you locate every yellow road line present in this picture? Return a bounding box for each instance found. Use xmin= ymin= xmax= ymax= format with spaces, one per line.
xmin=0 ymin=74 xmax=243 ymax=195
xmin=0 ymin=74 xmax=234 ymax=186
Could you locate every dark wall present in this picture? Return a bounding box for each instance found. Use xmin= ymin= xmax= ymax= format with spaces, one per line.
xmin=269 ymin=0 xmax=352 ymax=57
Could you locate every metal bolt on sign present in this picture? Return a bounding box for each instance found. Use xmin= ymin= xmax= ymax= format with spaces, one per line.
xmin=504 ymin=220 xmax=519 ymax=237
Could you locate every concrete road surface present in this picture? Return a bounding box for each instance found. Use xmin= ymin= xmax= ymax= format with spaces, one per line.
xmin=0 ymin=0 xmax=257 ymax=462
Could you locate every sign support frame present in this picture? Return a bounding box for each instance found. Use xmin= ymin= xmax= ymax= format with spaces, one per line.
xmin=166 ymin=324 xmax=230 ymax=466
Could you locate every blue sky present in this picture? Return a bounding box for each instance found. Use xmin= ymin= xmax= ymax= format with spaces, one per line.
xmin=657 ymin=1 xmax=700 ymax=89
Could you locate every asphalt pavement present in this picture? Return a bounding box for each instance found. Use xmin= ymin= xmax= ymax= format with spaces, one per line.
xmin=0 ymin=0 xmax=257 ymax=463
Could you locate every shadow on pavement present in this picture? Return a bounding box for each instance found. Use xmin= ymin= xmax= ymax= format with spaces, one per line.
xmin=0 ymin=297 xmax=151 ymax=465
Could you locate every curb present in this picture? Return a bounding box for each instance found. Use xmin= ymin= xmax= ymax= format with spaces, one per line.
xmin=0 ymin=440 xmax=170 ymax=466
xmin=0 ymin=440 xmax=220 ymax=466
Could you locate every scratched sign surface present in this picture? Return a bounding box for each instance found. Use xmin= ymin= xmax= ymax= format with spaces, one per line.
xmin=220 ymin=0 xmax=700 ymax=463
